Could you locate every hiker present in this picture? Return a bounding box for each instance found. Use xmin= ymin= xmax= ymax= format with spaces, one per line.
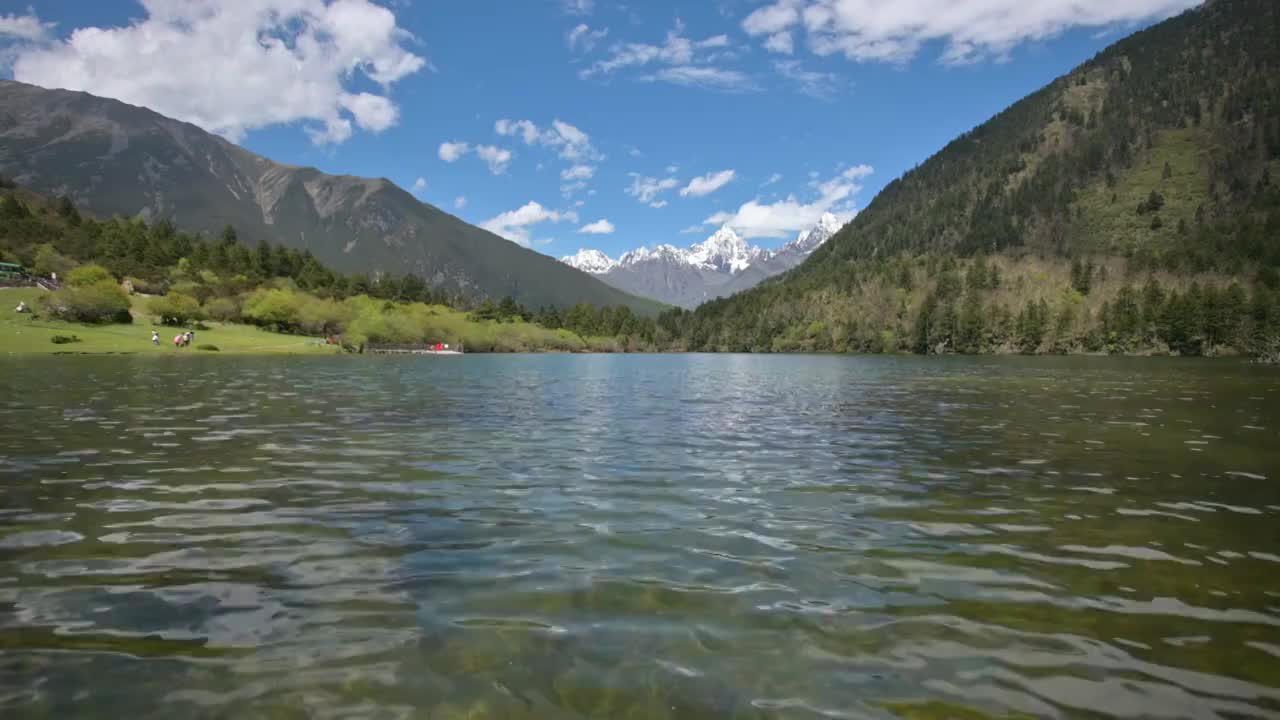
xmin=151 ymin=330 xmax=159 ymax=345
xmin=173 ymin=333 xmax=183 ymax=348
xmin=15 ymin=301 xmax=28 ymax=313
xmin=188 ymin=329 xmax=195 ymax=344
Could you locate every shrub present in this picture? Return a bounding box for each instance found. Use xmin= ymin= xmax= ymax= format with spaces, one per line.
xmin=40 ymin=280 xmax=132 ymax=324
xmin=50 ymin=334 xmax=81 ymax=344
xmin=148 ymin=292 xmax=204 ymax=326
xmin=196 ymin=344 xmax=220 ymax=352
xmin=64 ymin=264 xmax=114 ymax=288
xmin=203 ymin=297 xmax=241 ymax=322
xmin=241 ymin=288 xmax=304 ymax=331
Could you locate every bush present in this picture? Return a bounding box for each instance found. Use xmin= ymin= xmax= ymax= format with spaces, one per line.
xmin=241 ymin=288 xmax=305 ymax=331
xmin=148 ymin=292 xmax=204 ymax=326
xmin=196 ymin=344 xmax=220 ymax=352
xmin=40 ymin=280 xmax=132 ymax=324
xmin=50 ymin=334 xmax=81 ymax=344
xmin=64 ymin=264 xmax=114 ymax=288
xmin=203 ymin=297 xmax=241 ymax=322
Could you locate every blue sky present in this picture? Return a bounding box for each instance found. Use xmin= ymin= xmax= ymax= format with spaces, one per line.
xmin=1 ymin=0 xmax=1201 ymax=257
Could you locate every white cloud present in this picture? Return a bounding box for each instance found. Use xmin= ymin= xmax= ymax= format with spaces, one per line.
xmin=666 ymin=165 xmax=680 ymax=174
xmin=626 ymin=173 xmax=679 ymax=207
xmin=763 ymin=172 xmax=783 ymax=186
xmin=774 ymin=60 xmax=841 ymax=98
xmin=579 ymin=219 xmax=616 ymax=234
xmin=439 ymin=141 xmax=471 ymax=162
xmin=10 ymin=1 xmax=425 ymax=145
xmin=0 ymin=13 xmax=53 ymax=42
xmin=681 ymin=169 xmax=736 ymax=197
xmin=627 ymin=146 xmax=644 ymax=158
xmin=705 ymin=165 xmax=873 ymax=238
xmin=650 ymin=200 xmax=669 ymax=209
xmin=480 ymin=201 xmax=578 ymax=247
xmin=744 ymin=0 xmax=1201 ymax=65
xmin=562 ymin=0 xmax=594 ymax=16
xmin=412 ymin=177 xmax=426 ymax=193
xmin=454 ymin=196 xmax=467 ymax=210
xmin=743 ymin=1 xmax=803 ymax=36
xmin=475 ymin=145 xmax=513 ymax=175
xmin=764 ymin=32 xmax=795 ymax=54
xmin=680 ymin=224 xmax=708 ymax=234
xmin=647 ymin=66 xmax=757 ymax=92
xmin=495 ymin=117 xmax=602 ymax=162
xmin=582 ymin=25 xmax=753 ymax=91
xmin=561 ymin=165 xmax=595 ymax=181
xmin=567 ymin=23 xmax=609 ymax=52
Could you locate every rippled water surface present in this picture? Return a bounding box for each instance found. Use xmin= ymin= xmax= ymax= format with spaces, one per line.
xmin=2 ymin=354 xmax=1280 ymax=719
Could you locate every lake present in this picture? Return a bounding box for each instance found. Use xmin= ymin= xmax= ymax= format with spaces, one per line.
xmin=1 ymin=354 xmax=1278 ymax=719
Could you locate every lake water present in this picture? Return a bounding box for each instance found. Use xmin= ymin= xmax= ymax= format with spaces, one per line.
xmin=1 ymin=355 xmax=1279 ymax=719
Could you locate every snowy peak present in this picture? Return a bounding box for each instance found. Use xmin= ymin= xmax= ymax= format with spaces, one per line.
xmin=687 ymin=226 xmax=763 ymax=274
xmin=780 ymin=212 xmax=843 ymax=256
xmin=560 ymin=248 xmax=617 ymax=274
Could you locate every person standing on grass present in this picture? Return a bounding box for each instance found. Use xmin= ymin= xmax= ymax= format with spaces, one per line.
xmin=151 ymin=330 xmax=159 ymax=345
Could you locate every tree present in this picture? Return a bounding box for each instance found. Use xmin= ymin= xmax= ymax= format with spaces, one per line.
xmin=32 ymin=244 xmax=75 ymax=277
xmin=40 ymin=280 xmax=132 ymax=324
xmin=64 ymin=264 xmax=114 ymax=287
xmin=148 ymin=292 xmax=205 ymax=326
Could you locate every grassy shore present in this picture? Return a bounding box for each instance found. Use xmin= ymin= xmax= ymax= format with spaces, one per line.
xmin=1 ymin=287 xmax=341 ymax=355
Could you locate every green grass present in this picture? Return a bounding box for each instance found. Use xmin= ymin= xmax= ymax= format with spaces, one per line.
xmin=1074 ymin=127 xmax=1211 ymax=254
xmin=1 ymin=288 xmax=341 ymax=355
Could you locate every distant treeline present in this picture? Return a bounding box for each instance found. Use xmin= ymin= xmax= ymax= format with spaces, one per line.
xmin=0 ymin=184 xmax=661 ymax=351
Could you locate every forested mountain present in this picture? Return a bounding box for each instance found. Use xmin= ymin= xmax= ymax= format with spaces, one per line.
xmin=0 ymin=81 xmax=662 ymax=314
xmin=664 ymin=0 xmax=1280 ymax=356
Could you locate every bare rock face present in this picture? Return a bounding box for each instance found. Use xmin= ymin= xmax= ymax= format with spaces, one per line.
xmin=0 ymin=80 xmax=659 ymax=313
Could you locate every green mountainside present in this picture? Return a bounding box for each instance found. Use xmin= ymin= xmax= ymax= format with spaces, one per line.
xmin=0 ymin=80 xmax=663 ymax=315
xmin=665 ymin=0 xmax=1280 ymax=356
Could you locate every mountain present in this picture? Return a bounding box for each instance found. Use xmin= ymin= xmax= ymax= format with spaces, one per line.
xmin=562 ymin=214 xmax=843 ymax=308
xmin=0 ymin=80 xmax=663 ymax=314
xmin=665 ymin=0 xmax=1280 ymax=354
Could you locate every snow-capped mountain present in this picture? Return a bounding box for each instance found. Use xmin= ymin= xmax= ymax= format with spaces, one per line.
xmin=559 ymin=248 xmax=617 ymax=274
xmin=560 ymin=214 xmax=846 ymax=308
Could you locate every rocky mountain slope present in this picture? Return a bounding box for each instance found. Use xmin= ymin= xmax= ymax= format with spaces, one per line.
xmin=0 ymin=80 xmax=663 ymax=313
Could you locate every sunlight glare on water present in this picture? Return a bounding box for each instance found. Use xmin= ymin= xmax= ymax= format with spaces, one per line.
xmin=1 ymin=354 xmax=1279 ymax=719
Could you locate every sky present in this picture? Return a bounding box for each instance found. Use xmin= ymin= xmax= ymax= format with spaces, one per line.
xmin=0 ymin=0 xmax=1204 ymax=259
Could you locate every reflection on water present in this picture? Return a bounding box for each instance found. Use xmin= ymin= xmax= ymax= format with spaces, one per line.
xmin=1 ymin=354 xmax=1279 ymax=718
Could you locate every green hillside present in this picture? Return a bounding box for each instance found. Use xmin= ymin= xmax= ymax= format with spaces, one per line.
xmin=665 ymin=0 xmax=1280 ymax=357
xmin=0 ymin=80 xmax=663 ymax=315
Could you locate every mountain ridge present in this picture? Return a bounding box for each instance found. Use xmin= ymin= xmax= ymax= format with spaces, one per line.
xmin=662 ymin=0 xmax=1280 ymax=354
xmin=0 ymin=79 xmax=664 ymax=314
xmin=561 ymin=213 xmax=845 ymax=307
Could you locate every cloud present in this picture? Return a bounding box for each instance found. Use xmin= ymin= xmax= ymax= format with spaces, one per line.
xmin=454 ymin=196 xmax=467 ymax=209
xmin=412 ymin=177 xmax=426 ymax=193
xmin=704 ymin=165 xmax=873 ymax=238
xmin=680 ymin=169 xmax=736 ymax=197
xmin=567 ymin=23 xmax=609 ymax=52
xmin=646 ymin=66 xmax=757 ymax=92
xmin=562 ymin=0 xmax=594 ymax=16
xmin=743 ymin=0 xmax=1201 ymax=65
xmin=680 ymin=224 xmax=708 ymax=234
xmin=579 ymin=219 xmax=616 ymax=234
xmin=475 ymin=145 xmax=513 ymax=175
xmin=743 ymin=1 xmax=803 ymax=35
xmin=0 ymin=13 xmax=53 ymax=42
xmin=495 ymin=117 xmax=602 ymax=162
xmin=763 ymin=173 xmax=784 ymax=186
xmin=774 ymin=60 xmax=841 ymax=98
xmin=764 ymin=32 xmax=795 ymax=54
xmin=626 ymin=173 xmax=679 ymax=207
xmin=582 ymin=24 xmax=753 ymax=91
xmin=439 ymin=141 xmax=471 ymax=162
xmin=480 ymin=201 xmax=578 ymax=247
xmin=561 ymin=165 xmax=595 ymax=181
xmin=9 ymin=1 xmax=425 ymax=145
